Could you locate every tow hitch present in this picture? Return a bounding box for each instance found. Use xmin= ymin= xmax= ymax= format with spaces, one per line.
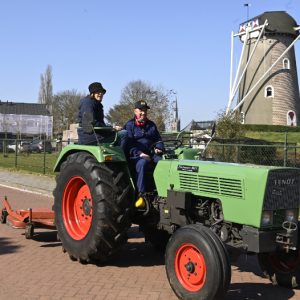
xmin=276 ymin=221 xmax=298 ymax=252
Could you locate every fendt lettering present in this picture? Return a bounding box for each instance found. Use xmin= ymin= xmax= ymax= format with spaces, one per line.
xmin=274 ymin=178 xmax=296 ymax=186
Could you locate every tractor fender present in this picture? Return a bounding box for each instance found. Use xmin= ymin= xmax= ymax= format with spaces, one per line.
xmin=53 ymin=144 xmax=127 ymax=172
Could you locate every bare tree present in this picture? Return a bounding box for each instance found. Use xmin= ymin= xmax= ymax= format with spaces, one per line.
xmin=106 ymin=80 xmax=172 ymax=131
xmin=52 ymin=90 xmax=84 ymax=136
xmin=38 ymin=65 xmax=53 ymax=113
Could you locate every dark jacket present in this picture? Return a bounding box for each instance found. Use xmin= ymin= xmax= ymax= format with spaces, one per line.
xmin=77 ymin=95 xmax=106 ymax=145
xmin=124 ymin=118 xmax=164 ymax=157
xmin=78 ymin=95 xmax=106 ymax=127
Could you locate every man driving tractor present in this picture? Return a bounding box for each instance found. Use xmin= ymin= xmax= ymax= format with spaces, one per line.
xmin=123 ymin=100 xmax=164 ymax=195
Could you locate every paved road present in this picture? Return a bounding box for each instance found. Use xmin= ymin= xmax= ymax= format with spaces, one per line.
xmin=0 ymin=171 xmax=300 ymax=299
xmin=0 ymin=169 xmax=55 ymax=197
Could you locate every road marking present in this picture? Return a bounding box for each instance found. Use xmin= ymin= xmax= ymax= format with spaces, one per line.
xmin=0 ymin=183 xmax=53 ymax=197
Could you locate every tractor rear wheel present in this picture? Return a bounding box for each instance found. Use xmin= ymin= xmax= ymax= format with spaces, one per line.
xmin=258 ymin=248 xmax=300 ymax=288
xmin=53 ymin=152 xmax=134 ymax=263
xmin=258 ymin=221 xmax=300 ymax=289
xmin=165 ymin=224 xmax=230 ymax=300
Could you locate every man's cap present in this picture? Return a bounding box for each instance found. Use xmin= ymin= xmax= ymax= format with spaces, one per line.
xmin=134 ymin=100 xmax=150 ymax=110
xmin=88 ymin=82 xmax=106 ymax=94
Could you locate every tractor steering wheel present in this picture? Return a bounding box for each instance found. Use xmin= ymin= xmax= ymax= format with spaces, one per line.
xmin=151 ymin=139 xmax=183 ymax=155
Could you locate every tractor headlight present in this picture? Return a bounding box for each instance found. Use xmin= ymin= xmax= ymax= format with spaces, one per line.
xmin=261 ymin=211 xmax=273 ymax=226
xmin=285 ymin=209 xmax=297 ymax=222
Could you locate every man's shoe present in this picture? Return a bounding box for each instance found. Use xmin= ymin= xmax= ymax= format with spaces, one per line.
xmin=135 ymin=193 xmax=146 ymax=208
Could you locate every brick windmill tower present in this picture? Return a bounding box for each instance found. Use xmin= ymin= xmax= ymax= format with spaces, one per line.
xmin=226 ymin=11 xmax=300 ymax=126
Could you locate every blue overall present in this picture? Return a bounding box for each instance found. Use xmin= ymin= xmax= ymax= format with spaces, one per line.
xmin=124 ymin=118 xmax=164 ymax=193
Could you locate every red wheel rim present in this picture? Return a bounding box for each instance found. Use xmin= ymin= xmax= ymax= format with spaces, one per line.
xmin=175 ymin=243 xmax=206 ymax=292
xmin=62 ymin=176 xmax=92 ymax=240
xmin=269 ymin=249 xmax=300 ymax=273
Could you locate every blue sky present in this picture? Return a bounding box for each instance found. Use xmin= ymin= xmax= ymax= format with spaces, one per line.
xmin=0 ymin=0 xmax=299 ymax=127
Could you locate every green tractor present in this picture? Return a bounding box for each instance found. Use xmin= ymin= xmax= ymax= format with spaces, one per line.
xmin=53 ymin=123 xmax=300 ymax=300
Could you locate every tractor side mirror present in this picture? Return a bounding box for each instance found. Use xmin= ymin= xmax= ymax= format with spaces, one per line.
xmin=82 ymin=112 xmax=94 ymax=134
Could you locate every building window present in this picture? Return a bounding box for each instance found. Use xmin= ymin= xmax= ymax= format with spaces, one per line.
xmin=265 ymin=85 xmax=274 ymax=98
xmin=283 ymin=58 xmax=290 ymax=69
xmin=287 ymin=110 xmax=297 ymax=126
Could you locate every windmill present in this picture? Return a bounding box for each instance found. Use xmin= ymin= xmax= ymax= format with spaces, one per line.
xmin=226 ymin=11 xmax=300 ymax=126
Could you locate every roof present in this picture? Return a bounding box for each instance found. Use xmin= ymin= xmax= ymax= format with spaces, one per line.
xmin=248 ymin=11 xmax=299 ymax=37
xmin=0 ymin=101 xmax=51 ymax=116
xmin=181 ymin=120 xmax=215 ymax=131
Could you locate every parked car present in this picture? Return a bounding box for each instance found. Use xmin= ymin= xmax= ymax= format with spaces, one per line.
xmin=7 ymin=142 xmax=16 ymax=152
xmin=27 ymin=140 xmax=53 ymax=153
xmin=19 ymin=141 xmax=31 ymax=152
xmin=7 ymin=141 xmax=31 ymax=152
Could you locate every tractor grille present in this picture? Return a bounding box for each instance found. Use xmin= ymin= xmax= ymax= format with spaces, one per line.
xmin=179 ymin=173 xmax=244 ymax=199
xmin=264 ymin=169 xmax=300 ymax=210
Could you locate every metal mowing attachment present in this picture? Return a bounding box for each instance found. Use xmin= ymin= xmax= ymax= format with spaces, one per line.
xmin=179 ymin=173 xmax=244 ymax=199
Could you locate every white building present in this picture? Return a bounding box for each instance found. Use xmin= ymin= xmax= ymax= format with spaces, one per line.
xmin=0 ymin=101 xmax=53 ymax=138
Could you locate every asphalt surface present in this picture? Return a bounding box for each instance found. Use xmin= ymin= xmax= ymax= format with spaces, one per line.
xmin=1 ymin=169 xmax=300 ymax=299
xmin=0 ymin=169 xmax=55 ymax=197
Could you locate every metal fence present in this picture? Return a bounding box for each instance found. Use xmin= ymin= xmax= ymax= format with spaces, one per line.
xmin=0 ymin=138 xmax=62 ymax=175
xmin=205 ymin=143 xmax=300 ymax=167
xmin=0 ymin=135 xmax=299 ymax=175
xmin=162 ymin=132 xmax=300 ymax=168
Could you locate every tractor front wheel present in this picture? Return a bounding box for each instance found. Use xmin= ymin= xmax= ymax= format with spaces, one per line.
xmin=165 ymin=224 xmax=230 ymax=300
xmin=53 ymin=152 xmax=134 ymax=263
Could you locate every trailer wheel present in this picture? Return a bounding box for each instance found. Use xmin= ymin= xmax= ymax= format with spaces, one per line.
xmin=1 ymin=209 xmax=8 ymax=224
xmin=165 ymin=225 xmax=226 ymax=300
xmin=25 ymin=224 xmax=34 ymax=239
xmin=258 ymin=248 xmax=300 ymax=288
xmin=53 ymin=152 xmax=134 ymax=263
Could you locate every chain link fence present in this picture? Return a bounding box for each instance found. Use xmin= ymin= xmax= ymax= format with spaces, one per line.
xmin=0 ymin=138 xmax=64 ymax=175
xmin=0 ymin=133 xmax=299 ymax=175
xmin=205 ymin=142 xmax=300 ymax=167
xmin=162 ymin=132 xmax=300 ymax=168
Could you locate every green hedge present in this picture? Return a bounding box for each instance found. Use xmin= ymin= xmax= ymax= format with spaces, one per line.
xmin=243 ymin=124 xmax=300 ymax=132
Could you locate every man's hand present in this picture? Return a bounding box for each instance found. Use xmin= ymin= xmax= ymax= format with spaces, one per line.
xmin=140 ymin=153 xmax=151 ymax=161
xmin=113 ymin=125 xmax=122 ymax=131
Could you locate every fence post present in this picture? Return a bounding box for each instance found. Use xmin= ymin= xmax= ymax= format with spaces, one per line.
xmin=14 ymin=138 xmax=17 ymax=168
xmin=43 ymin=138 xmax=46 ymax=174
xmin=222 ymin=141 xmax=225 ymax=161
xmin=283 ymin=132 xmax=288 ymax=167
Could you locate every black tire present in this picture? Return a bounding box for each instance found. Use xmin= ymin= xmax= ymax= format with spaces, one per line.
xmin=196 ymin=225 xmax=231 ymax=298
xmin=143 ymin=228 xmax=170 ymax=252
xmin=1 ymin=209 xmax=8 ymax=224
xmin=25 ymin=224 xmax=34 ymax=239
xmin=53 ymin=152 xmax=134 ymax=263
xmin=258 ymin=249 xmax=300 ymax=288
xmin=165 ymin=225 xmax=224 ymax=300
